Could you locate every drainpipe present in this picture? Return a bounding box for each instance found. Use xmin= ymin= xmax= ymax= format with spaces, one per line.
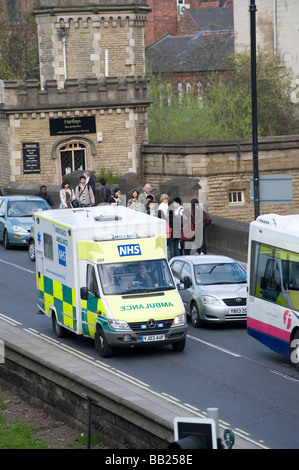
xmin=57 ymin=27 xmax=69 ymax=80
xmin=273 ymin=0 xmax=277 ymax=56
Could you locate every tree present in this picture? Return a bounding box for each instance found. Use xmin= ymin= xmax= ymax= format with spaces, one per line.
xmin=147 ymin=51 xmax=299 ymax=142
xmin=0 ymin=8 xmax=39 ymax=81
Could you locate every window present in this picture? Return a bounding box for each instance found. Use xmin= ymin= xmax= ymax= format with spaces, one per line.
xmin=44 ymin=233 xmax=53 ymax=260
xmin=229 ymin=190 xmax=244 ymax=205
xmin=198 ymin=81 xmax=203 ymax=108
xmin=60 ymin=142 xmax=86 ymax=177
xmin=87 ymin=264 xmax=100 ymax=297
xmin=98 ymin=259 xmax=175 ymax=295
xmin=249 ymin=241 xmax=299 ymax=311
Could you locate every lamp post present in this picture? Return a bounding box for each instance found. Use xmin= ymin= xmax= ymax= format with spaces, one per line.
xmin=249 ymin=0 xmax=260 ymax=219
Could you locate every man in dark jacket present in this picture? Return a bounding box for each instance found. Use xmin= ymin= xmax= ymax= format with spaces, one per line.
xmin=99 ymin=178 xmax=111 ymax=203
xmin=35 ymin=185 xmax=55 ymax=208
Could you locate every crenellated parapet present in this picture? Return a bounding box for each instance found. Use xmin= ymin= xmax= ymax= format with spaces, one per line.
xmin=1 ymin=76 xmax=150 ymax=112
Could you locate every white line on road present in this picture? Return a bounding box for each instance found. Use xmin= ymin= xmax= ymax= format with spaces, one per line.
xmin=0 ymin=257 xmax=35 ymax=274
xmin=187 ymin=333 xmax=242 ymax=357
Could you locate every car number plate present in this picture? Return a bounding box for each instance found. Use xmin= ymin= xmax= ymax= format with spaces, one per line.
xmin=141 ymin=334 xmax=165 ymax=342
xmin=229 ymin=307 xmax=247 ymax=314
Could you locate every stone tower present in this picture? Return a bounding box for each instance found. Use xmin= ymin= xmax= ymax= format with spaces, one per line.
xmin=0 ymin=0 xmax=151 ymax=188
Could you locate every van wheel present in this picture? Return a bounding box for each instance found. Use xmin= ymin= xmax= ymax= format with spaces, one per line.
xmin=190 ymin=302 xmax=202 ymax=328
xmin=95 ymin=327 xmax=113 ymax=358
xmin=52 ymin=314 xmax=67 ymax=338
xmin=172 ymin=338 xmax=186 ymax=352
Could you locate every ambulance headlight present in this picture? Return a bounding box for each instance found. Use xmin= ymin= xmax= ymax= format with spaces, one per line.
xmin=13 ymin=225 xmax=28 ymax=233
xmin=171 ymin=313 xmax=186 ymax=327
xmin=108 ymin=319 xmax=131 ymax=331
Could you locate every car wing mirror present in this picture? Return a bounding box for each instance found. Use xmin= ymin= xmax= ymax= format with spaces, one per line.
xmin=182 ymin=276 xmax=192 ymax=289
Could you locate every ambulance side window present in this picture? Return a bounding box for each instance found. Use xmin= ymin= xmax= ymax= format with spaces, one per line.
xmin=44 ymin=233 xmax=53 ymax=260
xmin=87 ymin=264 xmax=100 ymax=297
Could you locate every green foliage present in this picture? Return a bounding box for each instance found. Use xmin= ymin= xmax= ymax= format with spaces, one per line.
xmin=0 ymin=9 xmax=39 ymax=81
xmin=0 ymin=421 xmax=50 ymax=449
xmin=147 ymin=52 xmax=299 ymax=142
xmin=96 ymin=168 xmax=121 ymax=184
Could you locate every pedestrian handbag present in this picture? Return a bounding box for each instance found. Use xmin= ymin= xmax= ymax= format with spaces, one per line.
xmin=71 ymin=199 xmax=80 ymax=208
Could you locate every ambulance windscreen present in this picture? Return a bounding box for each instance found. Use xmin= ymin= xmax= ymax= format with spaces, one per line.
xmin=98 ymin=259 xmax=175 ymax=295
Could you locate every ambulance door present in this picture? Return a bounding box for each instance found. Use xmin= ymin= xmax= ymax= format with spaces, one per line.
xmin=36 ymin=248 xmax=45 ymax=312
xmin=81 ymin=264 xmax=103 ymax=338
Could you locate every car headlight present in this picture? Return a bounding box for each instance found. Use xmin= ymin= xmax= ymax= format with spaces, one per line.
xmin=202 ymin=295 xmax=221 ymax=305
xmin=108 ymin=319 xmax=131 ymax=330
xmin=13 ymin=225 xmax=28 ymax=233
xmin=171 ymin=313 xmax=187 ymax=327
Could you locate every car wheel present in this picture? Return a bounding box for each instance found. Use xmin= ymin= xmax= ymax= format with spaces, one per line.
xmin=190 ymin=302 xmax=202 ymax=328
xmin=95 ymin=326 xmax=113 ymax=358
xmin=172 ymin=338 xmax=186 ymax=352
xmin=52 ymin=313 xmax=67 ymax=338
xmin=28 ymin=239 xmax=35 ymax=261
xmin=3 ymin=230 xmax=10 ymax=250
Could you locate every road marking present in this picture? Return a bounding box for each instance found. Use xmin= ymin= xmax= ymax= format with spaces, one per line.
xmin=0 ymin=257 xmax=35 ymax=274
xmin=187 ymin=333 xmax=242 ymax=357
xmin=0 ymin=313 xmax=22 ymax=326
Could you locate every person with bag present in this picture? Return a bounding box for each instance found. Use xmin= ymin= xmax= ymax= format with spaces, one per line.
xmin=180 ymin=209 xmax=195 ymax=255
xmin=75 ymin=175 xmax=95 ymax=207
xmin=59 ymin=180 xmax=75 ymax=209
xmin=168 ymin=197 xmax=184 ymax=259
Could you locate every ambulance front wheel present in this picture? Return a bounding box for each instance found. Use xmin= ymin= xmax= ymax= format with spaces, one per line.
xmin=172 ymin=337 xmax=186 ymax=352
xmin=95 ymin=326 xmax=113 ymax=358
xmin=52 ymin=313 xmax=67 ymax=338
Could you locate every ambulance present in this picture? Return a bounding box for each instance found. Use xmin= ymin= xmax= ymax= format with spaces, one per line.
xmin=33 ymin=205 xmax=187 ymax=357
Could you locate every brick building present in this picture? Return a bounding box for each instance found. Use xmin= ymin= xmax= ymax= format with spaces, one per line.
xmin=0 ymin=0 xmax=151 ymax=188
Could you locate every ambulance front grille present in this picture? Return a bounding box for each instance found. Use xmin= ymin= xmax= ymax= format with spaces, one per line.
xmin=128 ymin=319 xmax=173 ymax=332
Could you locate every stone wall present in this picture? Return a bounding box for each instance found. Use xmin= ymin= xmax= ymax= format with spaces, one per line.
xmin=142 ymin=135 xmax=299 ymax=222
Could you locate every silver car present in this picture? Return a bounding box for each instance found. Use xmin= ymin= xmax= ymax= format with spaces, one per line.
xmin=170 ymin=255 xmax=247 ymax=327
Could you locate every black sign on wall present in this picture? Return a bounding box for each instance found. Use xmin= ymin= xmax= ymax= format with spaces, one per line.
xmin=22 ymin=143 xmax=40 ymax=174
xmin=49 ymin=116 xmax=96 ymax=136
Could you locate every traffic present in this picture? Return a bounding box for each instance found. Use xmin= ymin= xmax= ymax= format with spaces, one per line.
xmin=1 ymin=206 xmax=299 ymax=449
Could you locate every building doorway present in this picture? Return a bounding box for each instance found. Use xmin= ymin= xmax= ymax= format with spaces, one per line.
xmin=60 ymin=142 xmax=86 ymax=177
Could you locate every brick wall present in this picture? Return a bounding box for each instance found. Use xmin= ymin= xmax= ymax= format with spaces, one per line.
xmin=145 ymin=0 xmax=178 ymax=46
xmin=142 ymin=136 xmax=299 ymax=223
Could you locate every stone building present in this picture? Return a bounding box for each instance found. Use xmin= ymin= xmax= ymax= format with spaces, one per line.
xmin=0 ymin=0 xmax=151 ymax=188
xmin=234 ymin=0 xmax=299 ymax=77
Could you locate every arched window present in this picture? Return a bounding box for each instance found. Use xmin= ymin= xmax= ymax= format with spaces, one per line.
xmin=59 ymin=142 xmax=86 ymax=177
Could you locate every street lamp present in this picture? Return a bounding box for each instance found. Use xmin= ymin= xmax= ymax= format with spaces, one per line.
xmin=249 ymin=0 xmax=260 ymax=219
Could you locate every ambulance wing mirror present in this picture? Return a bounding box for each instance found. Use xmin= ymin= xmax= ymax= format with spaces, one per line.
xmin=80 ymin=287 xmax=89 ymax=300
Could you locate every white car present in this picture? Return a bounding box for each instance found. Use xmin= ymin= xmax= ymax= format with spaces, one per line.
xmin=170 ymin=255 xmax=247 ymax=327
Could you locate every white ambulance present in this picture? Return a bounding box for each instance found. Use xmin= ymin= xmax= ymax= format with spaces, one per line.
xmin=33 ymin=205 xmax=187 ymax=357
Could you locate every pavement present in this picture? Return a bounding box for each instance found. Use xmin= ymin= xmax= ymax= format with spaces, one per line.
xmin=0 ymin=317 xmax=267 ymax=450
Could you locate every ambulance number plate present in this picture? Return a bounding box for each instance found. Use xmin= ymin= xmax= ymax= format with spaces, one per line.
xmin=141 ymin=334 xmax=165 ymax=342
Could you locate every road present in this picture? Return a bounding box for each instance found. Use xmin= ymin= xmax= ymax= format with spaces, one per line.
xmin=1 ymin=243 xmax=299 ymax=449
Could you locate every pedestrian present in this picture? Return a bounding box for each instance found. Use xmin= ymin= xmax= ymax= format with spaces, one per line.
xmin=127 ymin=189 xmax=140 ymax=211
xmin=35 ymin=185 xmax=55 ymax=208
xmin=138 ymin=183 xmax=155 ymax=206
xmin=140 ymin=194 xmax=154 ymax=213
xmin=75 ymin=175 xmax=95 ymax=207
xmin=168 ymin=197 xmax=184 ymax=259
xmin=146 ymin=200 xmax=157 ymax=216
xmin=59 ymin=180 xmax=74 ymax=209
xmin=83 ymin=171 xmax=96 ymax=196
xmin=158 ymin=194 xmax=169 ymax=219
xmin=108 ymin=187 xmax=122 ymax=205
xmin=180 ymin=209 xmax=194 ymax=255
xmin=191 ymin=198 xmax=211 ymax=254
xmin=99 ymin=178 xmax=111 ymax=203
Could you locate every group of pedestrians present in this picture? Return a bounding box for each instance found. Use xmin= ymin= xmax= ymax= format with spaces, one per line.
xmin=34 ymin=179 xmax=211 ymax=258
xmin=126 ymin=183 xmax=211 ymax=259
